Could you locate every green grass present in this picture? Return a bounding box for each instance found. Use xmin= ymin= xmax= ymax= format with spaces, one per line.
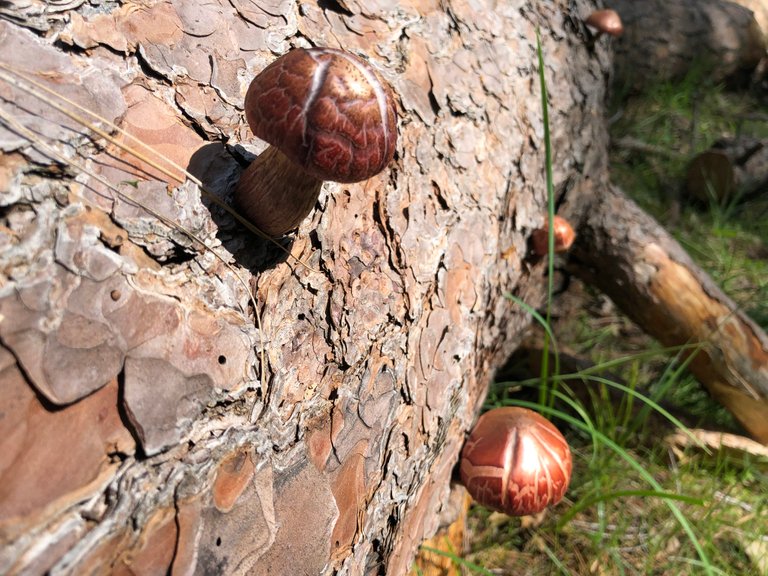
xmin=437 ymin=65 xmax=768 ymax=576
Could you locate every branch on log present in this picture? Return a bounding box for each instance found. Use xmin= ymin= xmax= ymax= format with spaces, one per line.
xmin=571 ymin=185 xmax=768 ymax=443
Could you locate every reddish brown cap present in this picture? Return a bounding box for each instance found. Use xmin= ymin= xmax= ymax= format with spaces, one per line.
xmin=243 ymin=47 xmax=397 ymax=183
xmin=459 ymin=407 xmax=572 ymax=516
xmin=531 ymin=215 xmax=576 ymax=256
xmin=585 ymin=9 xmax=624 ymax=37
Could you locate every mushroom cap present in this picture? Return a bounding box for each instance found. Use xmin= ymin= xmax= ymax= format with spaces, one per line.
xmin=551 ymin=215 xmax=576 ymax=251
xmin=531 ymin=215 xmax=576 ymax=256
xmin=585 ymin=9 xmax=624 ymax=37
xmin=459 ymin=407 xmax=572 ymax=516
xmin=243 ymin=47 xmax=398 ymax=184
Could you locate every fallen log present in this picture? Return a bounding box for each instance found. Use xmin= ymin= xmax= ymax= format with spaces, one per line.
xmin=606 ymin=0 xmax=766 ymax=91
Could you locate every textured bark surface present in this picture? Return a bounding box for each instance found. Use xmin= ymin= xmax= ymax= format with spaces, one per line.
xmin=571 ymin=186 xmax=768 ymax=444
xmin=606 ymin=0 xmax=766 ymax=91
xmin=0 ymin=1 xmax=611 ymax=574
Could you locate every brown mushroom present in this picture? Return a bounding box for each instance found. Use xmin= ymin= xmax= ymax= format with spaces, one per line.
xmin=234 ymin=47 xmax=398 ymax=237
xmin=459 ymin=407 xmax=572 ymax=516
xmin=585 ymin=9 xmax=624 ymax=39
xmin=531 ymin=215 xmax=576 ymax=256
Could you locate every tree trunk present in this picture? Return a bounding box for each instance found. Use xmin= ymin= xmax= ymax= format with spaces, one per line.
xmin=0 ymin=1 xmax=611 ymax=574
xmin=606 ymin=0 xmax=766 ymax=91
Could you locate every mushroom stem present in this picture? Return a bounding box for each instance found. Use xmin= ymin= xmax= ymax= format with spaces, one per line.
xmin=234 ymin=145 xmax=323 ymax=238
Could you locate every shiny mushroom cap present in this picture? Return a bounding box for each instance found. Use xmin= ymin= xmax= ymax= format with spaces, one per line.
xmin=459 ymin=407 xmax=573 ymax=516
xmin=585 ymin=9 xmax=624 ymax=37
xmin=531 ymin=215 xmax=576 ymax=256
xmin=243 ymin=47 xmax=398 ymax=184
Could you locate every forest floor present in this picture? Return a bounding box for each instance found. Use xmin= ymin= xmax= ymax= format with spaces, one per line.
xmin=458 ymin=75 xmax=768 ymax=575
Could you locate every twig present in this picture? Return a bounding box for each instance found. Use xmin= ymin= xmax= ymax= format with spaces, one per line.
xmin=611 ymin=136 xmax=685 ymax=160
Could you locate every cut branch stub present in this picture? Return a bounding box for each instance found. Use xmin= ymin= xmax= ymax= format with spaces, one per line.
xmin=234 ymin=47 xmax=398 ymax=237
xmin=459 ymin=407 xmax=573 ymax=516
xmin=686 ymin=137 xmax=768 ymax=203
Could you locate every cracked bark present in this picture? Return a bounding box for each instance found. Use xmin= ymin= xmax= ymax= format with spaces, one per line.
xmin=1 ymin=1 xmax=767 ymax=575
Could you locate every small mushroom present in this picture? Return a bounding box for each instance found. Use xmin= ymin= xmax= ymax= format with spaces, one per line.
xmin=459 ymin=407 xmax=572 ymax=516
xmin=531 ymin=215 xmax=576 ymax=256
xmin=585 ymin=9 xmax=624 ymax=39
xmin=234 ymin=47 xmax=398 ymax=237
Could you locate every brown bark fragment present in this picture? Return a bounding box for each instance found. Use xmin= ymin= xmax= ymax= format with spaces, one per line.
xmin=329 ymin=448 xmax=367 ymax=560
xmin=249 ymin=461 xmax=338 ymax=575
xmin=172 ymin=495 xmax=206 ymax=576
xmin=65 ymin=3 xmax=184 ymax=53
xmin=212 ymin=449 xmax=257 ymax=513
xmin=123 ymin=357 xmax=215 ymax=456
xmin=0 ymin=355 xmax=133 ymax=544
xmin=113 ymin=507 xmax=178 ymax=576
xmin=195 ymin=458 xmax=278 ymax=575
